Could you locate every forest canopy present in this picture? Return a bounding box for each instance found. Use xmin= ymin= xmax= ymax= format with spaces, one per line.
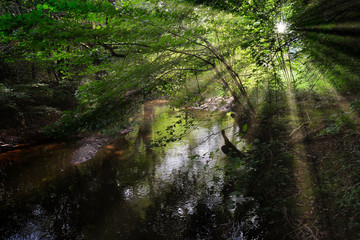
xmin=1 ymin=0 xmax=359 ymax=134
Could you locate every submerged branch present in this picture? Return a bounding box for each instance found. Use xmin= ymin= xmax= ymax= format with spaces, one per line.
xmin=221 ymin=129 xmax=245 ymax=159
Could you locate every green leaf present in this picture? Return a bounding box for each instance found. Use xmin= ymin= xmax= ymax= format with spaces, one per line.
xmin=242 ymin=124 xmax=248 ymax=132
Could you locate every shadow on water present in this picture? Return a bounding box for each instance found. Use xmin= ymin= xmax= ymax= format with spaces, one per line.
xmin=0 ymin=101 xmax=257 ymax=240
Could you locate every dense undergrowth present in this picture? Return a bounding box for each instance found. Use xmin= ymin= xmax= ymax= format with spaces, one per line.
xmin=224 ymin=77 xmax=360 ymax=239
xmin=316 ymin=133 xmax=360 ymax=239
xmin=224 ymin=90 xmax=295 ymax=239
xmin=292 ymin=85 xmax=360 ymax=239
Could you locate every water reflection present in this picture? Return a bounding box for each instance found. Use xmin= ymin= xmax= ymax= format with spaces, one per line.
xmin=0 ymin=101 xmax=247 ymax=240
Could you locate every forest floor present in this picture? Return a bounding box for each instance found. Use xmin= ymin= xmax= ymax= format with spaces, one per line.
xmin=283 ymin=88 xmax=360 ymax=240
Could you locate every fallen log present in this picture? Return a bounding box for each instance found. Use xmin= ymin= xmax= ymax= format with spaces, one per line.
xmin=220 ymin=129 xmax=245 ymax=159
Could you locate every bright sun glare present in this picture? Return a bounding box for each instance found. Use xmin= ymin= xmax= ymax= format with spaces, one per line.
xmin=276 ymin=22 xmax=287 ymax=33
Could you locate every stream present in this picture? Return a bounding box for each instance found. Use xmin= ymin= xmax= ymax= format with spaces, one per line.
xmin=0 ymin=101 xmax=256 ymax=240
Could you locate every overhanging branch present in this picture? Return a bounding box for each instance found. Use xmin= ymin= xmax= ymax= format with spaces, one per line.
xmin=100 ymin=43 xmax=126 ymax=58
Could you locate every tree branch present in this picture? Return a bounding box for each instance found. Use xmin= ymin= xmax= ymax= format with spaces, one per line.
xmin=100 ymin=43 xmax=126 ymax=58
xmin=167 ymin=48 xmax=214 ymax=66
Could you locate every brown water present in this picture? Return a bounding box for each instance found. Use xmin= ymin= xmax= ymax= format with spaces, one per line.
xmin=0 ymin=101 xmax=251 ymax=240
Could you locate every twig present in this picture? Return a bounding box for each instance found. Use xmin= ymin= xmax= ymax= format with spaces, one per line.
xmin=189 ymin=126 xmax=234 ymax=151
xmin=289 ymin=148 xmax=316 ymax=159
xmin=303 ymin=224 xmax=319 ymax=240
xmin=305 ymin=111 xmax=312 ymax=123
xmin=289 ymin=122 xmax=309 ymax=136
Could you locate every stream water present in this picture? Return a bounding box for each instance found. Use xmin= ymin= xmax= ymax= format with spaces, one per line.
xmin=0 ymin=101 xmax=252 ymax=240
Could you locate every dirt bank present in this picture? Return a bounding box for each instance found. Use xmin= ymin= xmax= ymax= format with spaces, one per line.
xmin=0 ymin=106 xmax=63 ymax=153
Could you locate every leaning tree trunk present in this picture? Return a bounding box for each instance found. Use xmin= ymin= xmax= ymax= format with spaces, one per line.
xmin=198 ymin=36 xmax=256 ymax=119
